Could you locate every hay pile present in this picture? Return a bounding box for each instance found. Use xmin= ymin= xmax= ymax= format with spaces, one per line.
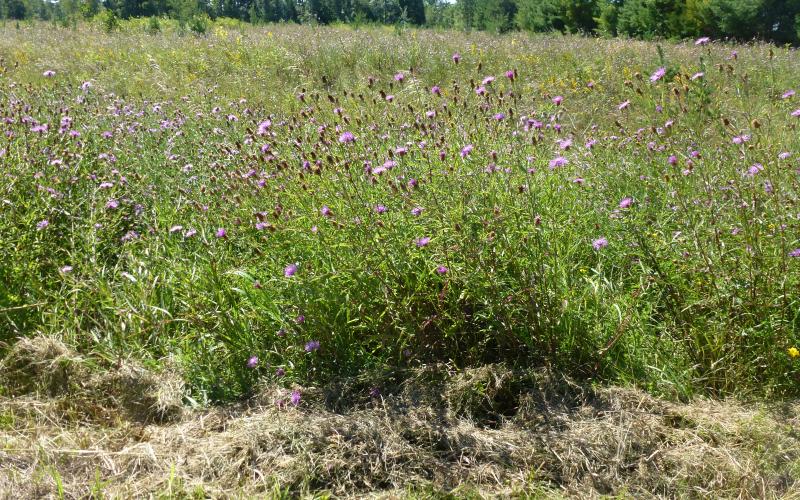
xmin=1 ymin=336 xmax=799 ymax=498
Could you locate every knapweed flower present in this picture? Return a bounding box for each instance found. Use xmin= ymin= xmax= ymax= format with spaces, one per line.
xmin=184 ymin=228 xmax=197 ymax=238
xmin=732 ymin=134 xmax=750 ymax=144
xmin=411 ymin=206 xmax=423 ymax=216
xmin=668 ymin=155 xmax=678 ymax=165
xmin=43 ymin=70 xmax=56 ymax=78
xmin=695 ymin=36 xmax=711 ymax=45
xmin=493 ymin=112 xmax=506 ymax=121
xmin=788 ymin=347 xmax=800 ymax=358
xmin=452 ymin=53 xmax=461 ymax=64
xmin=36 ymin=219 xmax=49 ymax=230
xmin=552 ymin=96 xmax=563 ymax=106
xmin=789 ymin=248 xmax=800 ymax=258
xmin=505 ymin=70 xmax=515 ymax=80
xmin=482 ymin=76 xmax=495 ymax=85
xmin=305 ymin=340 xmax=320 ymax=352
xmin=394 ymin=72 xmax=404 ymax=82
xmin=257 ymin=120 xmax=271 ymax=135
xmin=339 ymin=131 xmax=355 ymax=144
xmin=290 ymin=389 xmax=301 ymax=406
xmin=618 ymin=100 xmax=630 ymax=110
xmin=592 ymin=237 xmax=609 ymax=250
xmin=375 ymin=204 xmax=387 ymax=214
xmin=215 ymin=228 xmax=227 ymax=238
xmin=792 ymin=109 xmax=800 ymax=117
xmin=415 ymin=236 xmax=431 ymax=247
xmin=782 ymin=90 xmax=795 ymax=99
xmin=650 ymin=67 xmax=666 ymax=82
xmin=105 ymin=199 xmax=119 ymax=209
xmin=275 ymin=367 xmax=286 ymax=377
xmin=284 ymin=263 xmax=298 ymax=277
xmin=431 ymin=85 xmax=441 ymax=95
xmin=460 ymin=144 xmax=474 ymax=158
xmin=60 ymin=265 xmax=73 ymax=274
xmin=436 ymin=265 xmax=448 ymax=275
xmin=246 ymin=356 xmax=259 ymax=368
xmin=475 ymin=86 xmax=486 ymax=96
xmin=778 ymin=152 xmax=792 ymax=160
xmin=549 ymin=156 xmax=568 ymax=169
xmin=691 ymin=72 xmax=704 ymax=81
xmin=619 ymin=197 xmax=634 ymax=209
xmin=321 ymin=206 xmax=333 ymax=217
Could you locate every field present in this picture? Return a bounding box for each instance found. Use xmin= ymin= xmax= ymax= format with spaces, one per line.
xmin=1 ymin=20 xmax=800 ymax=497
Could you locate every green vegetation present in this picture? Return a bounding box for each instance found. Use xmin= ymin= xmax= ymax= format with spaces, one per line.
xmin=0 ymin=23 xmax=799 ymax=407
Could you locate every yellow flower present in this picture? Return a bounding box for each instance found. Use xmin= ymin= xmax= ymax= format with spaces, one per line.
xmin=788 ymin=347 xmax=799 ymax=358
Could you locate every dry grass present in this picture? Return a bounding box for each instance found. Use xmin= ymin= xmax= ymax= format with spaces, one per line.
xmin=1 ymin=337 xmax=800 ymax=498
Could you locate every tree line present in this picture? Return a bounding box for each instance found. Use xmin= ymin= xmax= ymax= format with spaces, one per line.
xmin=2 ymin=0 xmax=799 ymax=45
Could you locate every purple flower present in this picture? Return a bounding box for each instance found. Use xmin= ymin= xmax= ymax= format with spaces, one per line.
xmin=184 ymin=228 xmax=197 ymax=238
xmin=475 ymin=86 xmax=486 ymax=96
xmin=415 ymin=236 xmax=431 ymax=247
xmin=619 ymin=197 xmax=633 ymax=209
xmin=411 ymin=206 xmax=423 ymax=216
xmin=650 ymin=67 xmax=666 ymax=83
xmin=305 ymin=340 xmax=320 ymax=353
xmin=321 ymin=205 xmax=333 ymax=217
xmin=592 ymin=237 xmax=609 ymax=250
xmin=691 ymin=72 xmax=704 ymax=81
xmin=505 ymin=70 xmax=515 ymax=80
xmin=43 ymin=70 xmax=56 ymax=78
xmin=246 ymin=356 xmax=259 ymax=368
xmin=284 ymin=263 xmax=298 ymax=277
xmin=618 ymin=100 xmax=630 ymax=110
xmin=339 ymin=131 xmax=355 ymax=144
xmin=216 ymin=228 xmax=227 ymax=238
xmin=792 ymin=109 xmax=800 ymax=117
xmin=493 ymin=112 xmax=505 ymax=121
xmin=374 ymin=204 xmax=387 ymax=214
xmin=745 ymin=163 xmax=763 ymax=177
xmin=290 ymin=389 xmax=301 ymax=406
xmin=460 ymin=144 xmax=473 ymax=158
xmin=257 ymin=120 xmax=271 ymax=135
xmin=296 ymin=314 xmax=305 ymax=324
xmin=789 ymin=248 xmax=800 ymax=258
xmin=452 ymin=53 xmax=461 ymax=64
xmin=778 ymin=152 xmax=792 ymax=160
xmin=36 ymin=219 xmax=49 ymax=230
xmin=732 ymin=134 xmax=750 ymax=144
xmin=436 ymin=265 xmax=448 ymax=275
xmin=105 ymin=198 xmax=119 ymax=209
xmin=482 ymin=76 xmax=495 ymax=85
xmin=552 ymin=96 xmax=563 ymax=106
xmin=668 ymin=155 xmax=678 ymax=165
xmin=60 ymin=265 xmax=73 ymax=274
xmin=782 ymin=90 xmax=796 ymax=99
xmin=275 ymin=367 xmax=286 ymax=377
xmin=549 ymin=156 xmax=568 ymax=169
xmin=369 ymin=387 xmax=381 ymax=398
xmin=394 ymin=72 xmax=405 ymax=82
xmin=695 ymin=37 xmax=711 ymax=45
xmin=431 ymin=85 xmax=441 ymax=95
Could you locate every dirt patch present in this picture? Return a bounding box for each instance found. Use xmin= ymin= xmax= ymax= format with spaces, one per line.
xmin=1 ymin=338 xmax=799 ymax=498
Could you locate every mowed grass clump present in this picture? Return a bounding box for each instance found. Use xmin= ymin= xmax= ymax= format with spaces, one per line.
xmin=0 ymin=22 xmax=799 ymax=403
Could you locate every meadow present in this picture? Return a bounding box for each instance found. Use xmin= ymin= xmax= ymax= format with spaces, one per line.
xmin=1 ymin=20 xmax=800 ymax=497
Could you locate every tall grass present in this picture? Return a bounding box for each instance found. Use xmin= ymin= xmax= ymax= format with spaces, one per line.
xmin=1 ymin=21 xmax=798 ymax=402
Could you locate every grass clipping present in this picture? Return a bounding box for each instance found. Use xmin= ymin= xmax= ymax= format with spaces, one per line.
xmin=1 ymin=337 xmax=799 ymax=498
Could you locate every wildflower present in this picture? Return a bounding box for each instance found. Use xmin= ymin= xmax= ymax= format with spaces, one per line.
xmin=549 ymin=156 xmax=568 ymax=169
xmin=695 ymin=37 xmax=711 ymax=45
xmin=321 ymin=206 xmax=333 ymax=217
xmin=558 ymin=138 xmax=572 ymax=150
xmin=184 ymin=228 xmax=197 ymax=238
xmin=482 ymin=76 xmax=495 ymax=85
xmin=394 ymin=72 xmax=404 ymax=82
xmin=415 ymin=236 xmax=431 ymax=247
xmin=43 ymin=70 xmax=56 ymax=78
xmin=792 ymin=109 xmax=800 ymax=117
xmin=80 ymin=81 xmax=92 ymax=91
xmin=618 ymin=100 xmax=630 ymax=110
xmin=505 ymin=70 xmax=515 ymax=80
xmin=36 ymin=219 xmax=49 ymax=230
xmin=493 ymin=112 xmax=506 ymax=121
xmin=296 ymin=314 xmax=305 ymax=324
xmin=411 ymin=206 xmax=423 ymax=216
xmin=619 ymin=197 xmax=634 ymax=209
xmin=650 ymin=67 xmax=666 ymax=82
xmin=732 ymin=134 xmax=750 ymax=144
xmin=745 ymin=163 xmax=763 ymax=177
xmin=789 ymin=347 xmax=800 ymax=358
xmin=426 ymin=110 xmax=436 ymax=118
xmin=782 ymin=90 xmax=795 ymax=99
xmin=216 ymin=228 xmax=227 ymax=238
xmin=246 ymin=356 xmax=259 ymax=368
xmin=385 ymin=95 xmax=394 ymax=102
xmin=436 ymin=265 xmax=448 ymax=274
xmin=369 ymin=387 xmax=381 ymax=398
xmin=431 ymin=85 xmax=441 ymax=95
xmin=275 ymin=367 xmax=285 ymax=377
xmin=452 ymin=53 xmax=461 ymax=64
xmin=60 ymin=265 xmax=73 ymax=274
xmin=552 ymin=96 xmax=563 ymax=106
xmin=778 ymin=152 xmax=792 ymax=160
xmin=460 ymin=144 xmax=474 ymax=158
xmin=290 ymin=390 xmax=301 ymax=406
xmin=475 ymin=86 xmax=486 ymax=96
xmin=374 ymin=204 xmax=387 ymax=214
xmin=257 ymin=120 xmax=271 ymax=135
xmin=668 ymin=155 xmax=678 ymax=165
xmin=284 ymin=263 xmax=298 ymax=277
xmin=691 ymin=72 xmax=704 ymax=81
xmin=305 ymin=340 xmax=320 ymax=352
xmin=339 ymin=131 xmax=355 ymax=144
xmin=105 ymin=199 xmax=119 ymax=209
xmin=789 ymin=248 xmax=800 ymax=258
xmin=592 ymin=237 xmax=609 ymax=250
